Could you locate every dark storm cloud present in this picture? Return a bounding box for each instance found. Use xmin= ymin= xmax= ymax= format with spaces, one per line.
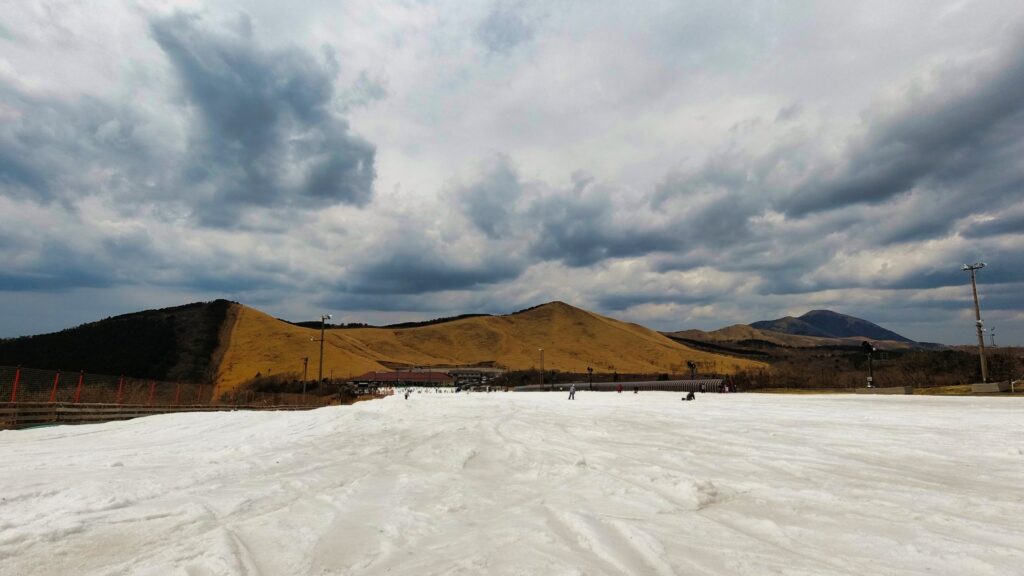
xmin=458 ymin=160 xmax=690 ymax=267
xmin=597 ymin=292 xmax=712 ymax=312
xmin=962 ymin=205 xmax=1024 ymax=238
xmin=0 ymin=82 xmax=150 ymax=205
xmin=343 ymin=244 xmax=522 ymax=295
xmin=0 ymin=238 xmax=116 ymax=291
xmin=527 ymin=187 xmax=680 ymax=267
xmin=318 ymin=293 xmax=448 ymax=314
xmin=782 ymin=41 xmax=1024 ymax=217
xmin=476 ymin=4 xmax=534 ymax=54
xmin=150 ymin=12 xmax=376 ymax=225
xmin=458 ymin=155 xmax=523 ymax=238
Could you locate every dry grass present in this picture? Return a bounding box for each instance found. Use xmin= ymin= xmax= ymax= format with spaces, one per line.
xmin=213 ymin=302 xmax=767 ymax=396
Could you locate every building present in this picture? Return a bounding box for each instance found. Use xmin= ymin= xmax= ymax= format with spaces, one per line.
xmin=447 ymin=367 xmax=505 ymax=387
xmin=347 ymin=370 xmax=453 ymax=388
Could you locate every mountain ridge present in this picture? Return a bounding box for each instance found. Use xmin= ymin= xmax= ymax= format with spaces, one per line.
xmin=752 ymin=310 xmax=913 ymax=343
xmin=0 ymin=300 xmax=766 ymax=393
xmin=668 ymin=309 xmax=932 ymax=350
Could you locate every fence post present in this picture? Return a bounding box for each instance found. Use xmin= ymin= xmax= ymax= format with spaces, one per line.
xmin=74 ymin=371 xmax=84 ymax=403
xmin=174 ymin=383 xmax=181 ymax=405
xmin=49 ymin=370 xmax=61 ymax=403
xmin=197 ymin=384 xmax=204 ymax=405
xmin=9 ymin=366 xmax=21 ymax=403
xmin=116 ymin=375 xmax=124 ymax=404
xmin=148 ymin=381 xmax=155 ymax=406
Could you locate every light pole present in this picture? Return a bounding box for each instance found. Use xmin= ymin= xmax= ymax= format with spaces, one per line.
xmin=319 ymin=313 xmax=331 ymax=388
xmin=861 ymin=341 xmax=875 ymax=387
xmin=962 ymin=263 xmax=988 ymax=382
xmin=308 ymin=314 xmax=332 ymax=403
xmin=539 ymin=348 xmax=545 ymax=390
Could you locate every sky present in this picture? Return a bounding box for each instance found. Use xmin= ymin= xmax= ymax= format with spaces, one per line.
xmin=1 ymin=0 xmax=1022 ymax=345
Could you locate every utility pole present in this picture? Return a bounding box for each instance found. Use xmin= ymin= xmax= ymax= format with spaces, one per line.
xmin=308 ymin=314 xmax=332 ymax=403
xmin=539 ymin=348 xmax=545 ymax=390
xmin=990 ymin=327 xmax=997 ymax=348
xmin=861 ymin=341 xmax=875 ymax=387
xmin=319 ymin=314 xmax=331 ymax=387
xmin=962 ymin=263 xmax=988 ymax=383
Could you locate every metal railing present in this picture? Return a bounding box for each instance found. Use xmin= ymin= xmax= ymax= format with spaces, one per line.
xmin=513 ymin=379 xmax=725 ymax=392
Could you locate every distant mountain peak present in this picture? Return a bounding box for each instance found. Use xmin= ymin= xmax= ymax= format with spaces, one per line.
xmin=753 ymin=309 xmax=913 ymax=343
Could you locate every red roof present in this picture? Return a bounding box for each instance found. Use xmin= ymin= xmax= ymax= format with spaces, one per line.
xmin=349 ymin=371 xmax=453 ymax=383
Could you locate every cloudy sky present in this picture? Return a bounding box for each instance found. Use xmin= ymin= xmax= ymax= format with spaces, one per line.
xmin=1 ymin=0 xmax=1022 ymax=344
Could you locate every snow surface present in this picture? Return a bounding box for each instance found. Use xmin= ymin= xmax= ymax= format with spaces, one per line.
xmin=2 ymin=392 xmax=1023 ymax=576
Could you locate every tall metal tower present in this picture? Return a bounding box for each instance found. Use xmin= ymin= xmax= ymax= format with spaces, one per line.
xmin=962 ymin=263 xmax=988 ymax=383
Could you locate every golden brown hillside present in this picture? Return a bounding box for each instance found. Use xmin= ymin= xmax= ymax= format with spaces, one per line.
xmin=214 ymin=302 xmax=766 ymax=395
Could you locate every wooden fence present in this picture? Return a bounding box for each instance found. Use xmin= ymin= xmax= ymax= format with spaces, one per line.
xmin=0 ymin=402 xmax=326 ymax=430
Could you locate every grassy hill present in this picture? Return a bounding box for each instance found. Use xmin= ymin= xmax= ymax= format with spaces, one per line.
xmin=0 ymin=300 xmax=232 ymax=381
xmin=214 ymin=301 xmax=766 ymax=394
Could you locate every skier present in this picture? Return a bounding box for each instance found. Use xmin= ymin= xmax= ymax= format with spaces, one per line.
xmin=683 ymin=391 xmax=696 ymax=401
xmin=404 ymin=389 xmax=410 ymax=400
xmin=633 ymin=386 xmax=638 ymax=394
xmin=568 ymin=383 xmax=576 ymax=400
xmin=617 ymin=383 xmax=623 ymax=394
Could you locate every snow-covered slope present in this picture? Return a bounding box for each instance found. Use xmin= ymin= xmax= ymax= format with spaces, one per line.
xmin=2 ymin=393 xmax=1022 ymax=575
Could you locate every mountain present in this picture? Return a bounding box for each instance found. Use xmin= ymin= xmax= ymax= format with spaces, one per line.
xmin=215 ymin=301 xmax=765 ymax=394
xmin=0 ymin=300 xmax=232 ymax=382
xmin=752 ymin=310 xmax=913 ymax=343
xmin=0 ymin=300 xmax=766 ymax=394
xmin=750 ymin=317 xmax=834 ymax=338
xmin=672 ymin=325 xmax=847 ymax=348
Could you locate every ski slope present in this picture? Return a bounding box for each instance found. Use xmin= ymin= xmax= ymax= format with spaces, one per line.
xmin=1 ymin=392 xmax=1022 ymax=575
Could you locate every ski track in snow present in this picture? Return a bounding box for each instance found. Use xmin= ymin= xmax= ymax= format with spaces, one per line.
xmin=1 ymin=392 xmax=1023 ymax=575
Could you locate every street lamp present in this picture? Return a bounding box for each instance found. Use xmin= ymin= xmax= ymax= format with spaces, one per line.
xmin=861 ymin=341 xmax=876 ymax=387
xmin=539 ymin=348 xmax=545 ymax=390
xmin=962 ymin=263 xmax=989 ymax=382
xmin=308 ymin=313 xmax=332 ymax=403
xmin=319 ymin=314 xmax=331 ymax=388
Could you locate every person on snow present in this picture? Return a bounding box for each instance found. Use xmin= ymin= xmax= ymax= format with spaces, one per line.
xmin=617 ymin=383 xmax=623 ymax=393
xmin=568 ymin=383 xmax=576 ymax=400
xmin=684 ymin=391 xmax=696 ymax=401
xmin=404 ymin=389 xmax=410 ymax=400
